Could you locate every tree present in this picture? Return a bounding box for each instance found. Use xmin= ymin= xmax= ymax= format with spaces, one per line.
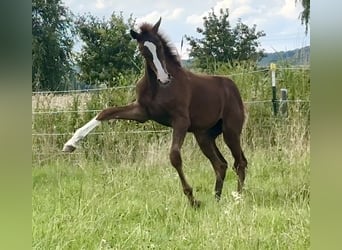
xmin=75 ymin=12 xmax=142 ymax=86
xmin=296 ymin=0 xmax=310 ymax=34
xmin=185 ymin=8 xmax=265 ymax=71
xmin=233 ymin=19 xmax=266 ymax=62
xmin=32 ymin=0 xmax=75 ymax=91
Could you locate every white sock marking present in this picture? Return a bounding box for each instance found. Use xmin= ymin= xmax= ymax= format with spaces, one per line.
xmin=144 ymin=41 xmax=169 ymax=83
xmin=64 ymin=116 xmax=101 ymax=148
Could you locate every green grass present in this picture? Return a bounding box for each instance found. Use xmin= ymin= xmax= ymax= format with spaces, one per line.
xmin=32 ymin=146 xmax=309 ymax=249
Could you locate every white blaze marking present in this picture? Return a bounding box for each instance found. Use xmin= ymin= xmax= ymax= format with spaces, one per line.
xmin=63 ymin=116 xmax=101 ymax=149
xmin=144 ymin=41 xmax=169 ymax=83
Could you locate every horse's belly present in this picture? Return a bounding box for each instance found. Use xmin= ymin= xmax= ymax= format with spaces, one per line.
xmin=188 ymin=118 xmax=220 ymax=132
xmin=189 ymin=103 xmax=222 ymax=131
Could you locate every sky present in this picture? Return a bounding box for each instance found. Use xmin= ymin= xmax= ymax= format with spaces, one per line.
xmin=63 ymin=0 xmax=310 ymax=59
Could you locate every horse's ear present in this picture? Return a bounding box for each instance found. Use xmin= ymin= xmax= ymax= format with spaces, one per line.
xmin=130 ymin=29 xmax=140 ymax=40
xmin=152 ymin=17 xmax=162 ymax=33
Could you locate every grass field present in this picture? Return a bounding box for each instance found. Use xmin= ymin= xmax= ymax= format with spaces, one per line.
xmin=32 ymin=140 xmax=309 ymax=249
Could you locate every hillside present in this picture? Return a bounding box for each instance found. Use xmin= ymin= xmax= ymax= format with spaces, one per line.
xmin=181 ymin=46 xmax=310 ymax=68
xmin=258 ymin=46 xmax=310 ymax=66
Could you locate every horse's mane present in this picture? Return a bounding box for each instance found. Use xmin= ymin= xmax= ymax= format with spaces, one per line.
xmin=139 ymin=23 xmax=182 ymax=67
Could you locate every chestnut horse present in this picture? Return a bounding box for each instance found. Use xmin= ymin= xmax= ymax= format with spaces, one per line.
xmin=62 ymin=18 xmax=247 ymax=207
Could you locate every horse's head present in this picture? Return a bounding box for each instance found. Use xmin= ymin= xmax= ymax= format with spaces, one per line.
xmin=130 ymin=18 xmax=171 ymax=85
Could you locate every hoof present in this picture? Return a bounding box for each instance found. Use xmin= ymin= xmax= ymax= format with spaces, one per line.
xmin=191 ymin=199 xmax=202 ymax=208
xmin=62 ymin=144 xmax=76 ymax=153
xmin=215 ymin=193 xmax=222 ymax=202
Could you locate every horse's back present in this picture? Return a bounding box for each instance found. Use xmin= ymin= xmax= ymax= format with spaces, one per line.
xmin=186 ymin=71 xmax=245 ymax=132
xmin=188 ymin=71 xmax=244 ymax=112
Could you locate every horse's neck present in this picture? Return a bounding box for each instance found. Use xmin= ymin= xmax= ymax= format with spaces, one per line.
xmin=142 ymin=63 xmax=159 ymax=95
xmin=144 ymin=63 xmax=158 ymax=83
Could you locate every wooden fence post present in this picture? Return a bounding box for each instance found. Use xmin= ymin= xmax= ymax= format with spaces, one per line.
xmin=270 ymin=63 xmax=278 ymax=115
xmin=280 ymin=88 xmax=288 ymax=117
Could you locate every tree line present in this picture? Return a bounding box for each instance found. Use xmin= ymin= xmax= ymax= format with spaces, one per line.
xmin=32 ymin=0 xmax=310 ymax=91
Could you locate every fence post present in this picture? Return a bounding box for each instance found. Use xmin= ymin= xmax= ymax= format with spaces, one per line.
xmin=280 ymin=88 xmax=288 ymax=117
xmin=270 ymin=63 xmax=278 ymax=116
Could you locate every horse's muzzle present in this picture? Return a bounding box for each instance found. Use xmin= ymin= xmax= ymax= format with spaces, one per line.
xmin=158 ymin=74 xmax=172 ymax=86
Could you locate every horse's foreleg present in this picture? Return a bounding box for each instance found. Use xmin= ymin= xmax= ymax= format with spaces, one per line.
xmin=170 ymin=119 xmax=200 ymax=208
xmin=62 ymin=102 xmax=147 ymax=152
xmin=95 ymin=102 xmax=148 ymax=122
xmin=62 ymin=116 xmax=101 ymax=152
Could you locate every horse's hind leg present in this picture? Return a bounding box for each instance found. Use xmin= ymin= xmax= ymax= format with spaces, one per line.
xmin=222 ymin=127 xmax=247 ymax=193
xmin=194 ymin=132 xmax=228 ymax=201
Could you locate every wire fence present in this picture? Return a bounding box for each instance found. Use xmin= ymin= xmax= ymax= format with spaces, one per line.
xmin=32 ymin=85 xmax=136 ymax=95
xmin=32 ymin=130 xmax=172 ymax=137
xmin=32 ymin=66 xmax=310 ymax=139
xmin=31 ymin=66 xmax=310 ymax=95
xmin=31 ymin=99 xmax=309 ymax=115
xmin=32 ymin=99 xmax=310 ymax=139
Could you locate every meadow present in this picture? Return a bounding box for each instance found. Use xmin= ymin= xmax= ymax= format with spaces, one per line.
xmin=32 ymin=65 xmax=310 ymax=249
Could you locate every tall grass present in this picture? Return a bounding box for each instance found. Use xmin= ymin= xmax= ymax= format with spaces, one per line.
xmin=32 ymin=65 xmax=310 ymax=249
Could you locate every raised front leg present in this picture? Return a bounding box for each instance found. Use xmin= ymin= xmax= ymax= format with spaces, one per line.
xmin=62 ymin=102 xmax=148 ymax=152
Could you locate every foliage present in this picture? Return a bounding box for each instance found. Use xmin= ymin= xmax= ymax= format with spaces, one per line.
xmin=75 ymin=12 xmax=142 ymax=87
xmin=32 ymin=0 xmax=75 ymax=91
xmin=185 ymin=8 xmax=265 ymax=72
xmin=296 ymin=0 xmax=310 ymax=34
